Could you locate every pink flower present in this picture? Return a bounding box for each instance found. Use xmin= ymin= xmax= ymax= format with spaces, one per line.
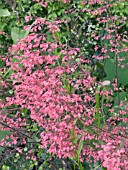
xmin=25 ymin=16 xmax=31 ymax=22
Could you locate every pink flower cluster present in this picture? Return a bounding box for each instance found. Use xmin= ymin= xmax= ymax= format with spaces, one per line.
xmin=0 ymin=0 xmax=128 ymax=169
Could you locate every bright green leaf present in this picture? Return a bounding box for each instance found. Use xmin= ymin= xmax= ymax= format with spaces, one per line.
xmin=0 ymin=9 xmax=10 ymax=17
xmin=78 ymin=139 xmax=84 ymax=156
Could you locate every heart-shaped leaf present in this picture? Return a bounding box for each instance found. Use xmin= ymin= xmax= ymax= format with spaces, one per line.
xmin=0 ymin=9 xmax=10 ymax=17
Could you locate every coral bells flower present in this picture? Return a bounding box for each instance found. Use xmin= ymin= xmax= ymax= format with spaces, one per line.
xmin=25 ymin=16 xmax=31 ymax=22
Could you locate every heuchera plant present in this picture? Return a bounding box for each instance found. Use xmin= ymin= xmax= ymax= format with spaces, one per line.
xmin=0 ymin=0 xmax=128 ymax=169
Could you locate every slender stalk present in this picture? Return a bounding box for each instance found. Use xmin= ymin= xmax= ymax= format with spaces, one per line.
xmin=115 ymin=52 xmax=120 ymax=105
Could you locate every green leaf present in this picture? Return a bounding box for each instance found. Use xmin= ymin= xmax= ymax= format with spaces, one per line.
xmin=0 ymin=9 xmax=10 ymax=17
xmin=104 ymin=58 xmax=128 ymax=85
xmin=73 ymin=134 xmax=81 ymax=145
xmin=8 ymin=89 xmax=14 ymax=94
xmin=41 ymin=153 xmax=47 ymax=159
xmin=24 ymin=23 xmax=34 ymax=37
xmin=0 ymin=60 xmax=5 ymax=68
xmin=78 ymin=139 xmax=84 ymax=156
xmin=118 ymin=66 xmax=128 ymax=85
xmin=95 ymin=92 xmax=101 ymax=128
xmin=21 ymin=108 xmax=28 ymax=115
xmin=2 ymin=165 xmax=10 ymax=170
xmin=0 ymin=130 xmax=11 ymax=140
xmin=119 ymin=139 xmax=125 ymax=148
xmin=115 ymin=91 xmax=126 ymax=104
xmin=73 ymin=118 xmax=78 ymax=125
xmin=11 ymin=27 xmax=26 ymax=44
xmin=104 ymin=59 xmax=116 ymax=81
xmin=3 ymin=68 xmax=13 ymax=78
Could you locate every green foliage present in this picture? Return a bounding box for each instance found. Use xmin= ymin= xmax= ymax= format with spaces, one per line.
xmin=0 ymin=130 xmax=11 ymax=153
xmin=0 ymin=9 xmax=10 ymax=16
xmin=0 ymin=130 xmax=11 ymax=141
xmin=11 ymin=27 xmax=26 ymax=44
xmin=105 ymin=58 xmax=128 ymax=85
